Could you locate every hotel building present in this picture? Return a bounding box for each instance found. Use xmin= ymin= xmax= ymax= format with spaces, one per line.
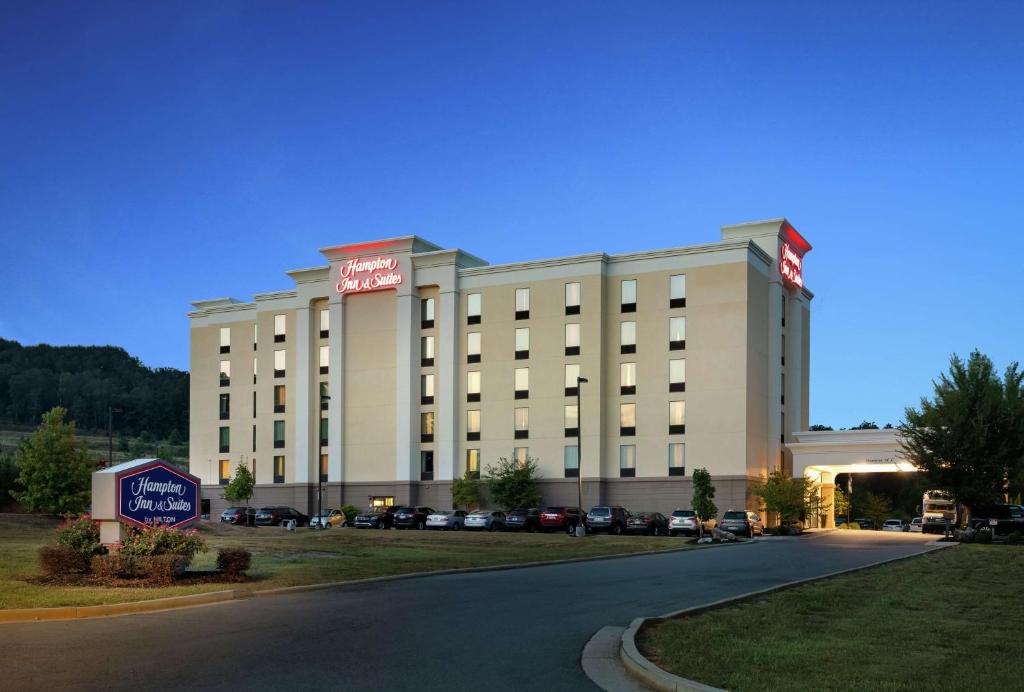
xmin=189 ymin=218 xmax=811 ymax=517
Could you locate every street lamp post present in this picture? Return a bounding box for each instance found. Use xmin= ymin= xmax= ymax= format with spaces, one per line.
xmin=576 ymin=376 xmax=589 ymax=538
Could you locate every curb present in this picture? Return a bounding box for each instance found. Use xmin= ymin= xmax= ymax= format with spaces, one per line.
xmin=0 ymin=538 xmax=754 ymax=624
xmin=617 ymin=541 xmax=956 ymax=691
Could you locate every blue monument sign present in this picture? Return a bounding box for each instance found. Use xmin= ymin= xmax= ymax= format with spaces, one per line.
xmin=116 ymin=460 xmax=200 ymax=529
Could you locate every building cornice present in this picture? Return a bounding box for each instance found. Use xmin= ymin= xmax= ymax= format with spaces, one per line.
xmin=285 ymin=266 xmax=330 ymax=284
xmin=253 ymin=289 xmax=298 ymax=302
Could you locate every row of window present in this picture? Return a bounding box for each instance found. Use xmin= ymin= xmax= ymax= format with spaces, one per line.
xmin=219 ymin=345 xmax=332 ymax=387
xmin=457 ymin=401 xmax=685 ymax=440
xmin=217 ymin=310 xmax=332 ymax=356
xmin=461 ymin=275 xmax=686 ymax=324
xmin=219 ymin=382 xmax=330 ymax=421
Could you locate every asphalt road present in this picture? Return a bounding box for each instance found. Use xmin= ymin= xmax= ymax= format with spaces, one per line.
xmin=0 ymin=532 xmax=937 ymax=692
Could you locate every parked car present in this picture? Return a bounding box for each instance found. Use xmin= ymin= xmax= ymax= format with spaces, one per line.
xmin=309 ymin=508 xmax=346 ymax=529
xmin=854 ymin=517 xmax=876 ymax=530
xmin=465 ymin=510 xmax=506 ymax=531
xmin=539 ymin=506 xmax=583 ymax=534
xmin=505 ymin=508 xmax=541 ymax=532
xmin=255 ymin=506 xmax=308 ymax=527
xmin=968 ymin=504 xmax=1021 ymax=536
xmin=585 ymin=506 xmax=630 ymax=535
xmin=626 ymin=511 xmax=669 ymax=535
xmin=908 ymin=517 xmax=922 ymax=532
xmin=426 ymin=510 xmax=467 ymax=530
xmin=719 ymin=510 xmax=764 ymax=538
xmin=882 ymin=519 xmax=905 ymax=532
xmin=668 ymin=509 xmax=714 ymax=537
xmin=354 ymin=506 xmax=398 ymax=529
xmin=220 ymin=507 xmax=256 ymax=525
xmin=394 ymin=506 xmax=435 ymax=530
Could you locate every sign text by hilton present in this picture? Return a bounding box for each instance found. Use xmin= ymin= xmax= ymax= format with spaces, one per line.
xmin=779 ymin=242 xmax=804 ymax=288
xmin=336 ymin=256 xmax=404 ymax=295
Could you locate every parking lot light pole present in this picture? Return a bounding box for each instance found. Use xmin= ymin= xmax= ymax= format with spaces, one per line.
xmin=576 ymin=376 xmax=588 ymax=538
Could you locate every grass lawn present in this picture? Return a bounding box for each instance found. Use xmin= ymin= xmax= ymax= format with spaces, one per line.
xmin=0 ymin=514 xmax=693 ymax=609
xmin=639 ymin=544 xmax=1024 ymax=692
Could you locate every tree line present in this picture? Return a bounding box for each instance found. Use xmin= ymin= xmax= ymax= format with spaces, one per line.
xmin=0 ymin=338 xmax=188 ymax=440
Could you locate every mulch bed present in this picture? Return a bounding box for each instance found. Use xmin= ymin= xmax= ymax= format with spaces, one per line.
xmin=24 ymin=570 xmax=253 ymax=588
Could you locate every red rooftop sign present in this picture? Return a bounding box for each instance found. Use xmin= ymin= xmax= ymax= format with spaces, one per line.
xmin=779 ymin=242 xmax=804 ymax=288
xmin=335 ymin=256 xmax=404 ymax=295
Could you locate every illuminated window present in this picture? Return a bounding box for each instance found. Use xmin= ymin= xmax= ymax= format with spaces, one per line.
xmin=320 ymin=382 xmax=329 ymax=410
xmin=320 ymin=309 xmax=329 ymax=337
xmin=467 ymin=293 xmax=481 ymax=324
xmin=320 ymin=453 xmax=328 ymax=482
xmin=467 ymin=371 xmax=481 ymax=402
xmin=515 ymin=288 xmax=530 ymax=319
xmin=274 ymin=349 xmax=285 ymax=378
xmin=620 ymin=321 xmax=636 ymax=354
xmin=513 ymin=447 xmax=529 ymax=466
xmin=514 ymin=407 xmax=529 ymax=439
xmin=565 ymin=282 xmax=581 ymax=315
xmin=274 ymin=314 xmax=286 ymax=342
xmin=370 ymin=496 xmax=395 ymax=508
xmin=219 ymin=360 xmax=230 ymax=386
xmin=565 ymin=323 xmax=580 ymax=356
xmin=253 ymin=323 xmax=258 ymax=348
xmin=421 ymin=336 xmax=435 ymax=366
xmin=273 ymin=420 xmax=285 ymax=448
xmin=620 ymin=362 xmax=636 ymax=395
xmin=421 ymin=374 xmax=435 ymax=404
xmin=620 ymin=403 xmax=636 ymax=436
xmin=670 ymin=274 xmax=686 ymax=308
xmin=564 ymin=364 xmax=580 ymax=396
xmin=512 ymin=327 xmax=528 ymax=360
xmin=514 ymin=368 xmax=529 ymax=399
xmin=619 ymin=445 xmax=636 ymax=477
xmin=467 ymin=332 xmax=481 ymax=363
xmin=421 ymin=297 xmax=435 ymax=328
xmin=669 ymin=359 xmax=686 ymax=392
xmin=564 ymin=445 xmax=579 ymax=478
xmin=669 ymin=401 xmax=686 ymax=434
xmin=564 ymin=405 xmax=578 ymax=437
xmin=219 ymin=426 xmax=230 ymax=453
xmin=219 ymin=459 xmax=231 ymax=485
xmin=421 ymin=412 xmax=435 ymax=442
xmin=319 ymin=345 xmax=329 ymax=374
xmin=670 ymin=317 xmax=686 ymax=350
xmin=467 ymin=410 xmax=481 ymax=440
xmin=274 ymin=385 xmax=286 ymax=413
xmin=273 ymin=456 xmax=285 ymax=484
xmin=621 ymin=280 xmax=637 ymax=312
xmin=669 ymin=443 xmax=685 ymax=476
xmin=219 ymin=327 xmax=230 ymax=353
xmin=219 ymin=393 xmax=230 ymax=420
xmin=253 ymin=356 xmax=257 ymax=384
xmin=466 ymin=449 xmax=480 ymax=478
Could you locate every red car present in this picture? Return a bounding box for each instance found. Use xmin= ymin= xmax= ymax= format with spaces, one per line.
xmin=539 ymin=506 xmax=583 ymax=534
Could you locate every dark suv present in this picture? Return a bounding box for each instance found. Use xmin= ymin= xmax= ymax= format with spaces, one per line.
xmin=539 ymin=507 xmax=583 ymax=533
xmin=255 ymin=506 xmax=308 ymax=527
xmin=220 ymin=507 xmax=256 ymax=526
xmin=505 ymin=508 xmax=541 ymax=532
xmin=354 ymin=506 xmax=398 ymax=529
xmin=585 ymin=506 xmax=629 ymax=535
xmin=394 ymin=506 xmax=435 ymax=530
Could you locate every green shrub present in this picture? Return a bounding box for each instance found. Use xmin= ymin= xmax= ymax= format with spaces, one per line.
xmin=216 ymin=547 xmax=251 ymax=577
xmin=341 ymin=504 xmax=360 ymax=527
xmin=119 ymin=522 xmax=206 ymax=564
xmin=839 ymin=521 xmax=860 ymax=530
xmin=145 ymin=555 xmax=186 ymax=585
xmin=91 ymin=553 xmax=145 ymax=580
xmin=39 ymin=545 xmax=90 ymax=576
xmin=55 ymin=515 xmax=103 ymax=561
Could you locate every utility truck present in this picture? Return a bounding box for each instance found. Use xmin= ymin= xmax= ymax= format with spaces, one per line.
xmin=921 ymin=490 xmax=955 ymax=534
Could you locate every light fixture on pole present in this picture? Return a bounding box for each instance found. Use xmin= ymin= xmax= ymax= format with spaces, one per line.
xmin=575 ymin=376 xmax=588 ymax=538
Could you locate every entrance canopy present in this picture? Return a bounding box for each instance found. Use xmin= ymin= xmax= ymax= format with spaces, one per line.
xmin=789 ymin=429 xmax=915 ymax=528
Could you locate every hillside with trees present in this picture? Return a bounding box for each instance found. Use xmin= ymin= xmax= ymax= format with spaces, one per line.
xmin=0 ymin=338 xmax=188 ymax=440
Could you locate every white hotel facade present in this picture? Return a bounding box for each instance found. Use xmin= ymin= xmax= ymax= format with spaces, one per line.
xmin=188 ymin=218 xmax=811 ymax=516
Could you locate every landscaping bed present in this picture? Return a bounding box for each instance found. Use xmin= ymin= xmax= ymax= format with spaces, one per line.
xmin=0 ymin=514 xmax=693 ymax=610
xmin=638 ymin=544 xmax=1024 ymax=692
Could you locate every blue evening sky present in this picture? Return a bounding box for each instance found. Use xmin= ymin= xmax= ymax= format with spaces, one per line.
xmin=2 ymin=2 xmax=1022 ymax=429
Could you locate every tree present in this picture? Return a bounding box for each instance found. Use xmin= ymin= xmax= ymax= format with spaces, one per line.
xmin=809 ymin=424 xmax=834 ymax=431
xmin=0 ymin=448 xmax=20 ymax=508
xmin=833 ymin=485 xmax=850 ymax=520
xmin=900 ymin=351 xmax=1024 ymax=525
xmin=851 ymin=420 xmax=879 ymax=430
xmin=752 ymin=470 xmax=815 ymax=527
xmin=452 ymin=468 xmax=483 ymax=510
xmin=222 ymin=462 xmax=255 ymax=507
xmin=691 ymin=468 xmax=717 ymax=538
xmin=858 ymin=491 xmax=892 ymax=530
xmin=485 ymin=456 xmax=542 ymax=510
xmin=11 ymin=407 xmax=93 ymax=515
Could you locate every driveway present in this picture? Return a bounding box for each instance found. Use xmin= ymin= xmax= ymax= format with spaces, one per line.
xmin=0 ymin=531 xmax=937 ymax=691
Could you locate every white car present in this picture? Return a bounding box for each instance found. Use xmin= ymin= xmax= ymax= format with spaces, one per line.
xmin=882 ymin=519 xmax=905 ymax=532
xmin=426 ymin=510 xmax=467 ymax=530
xmin=908 ymin=517 xmax=922 ymax=532
xmin=464 ymin=510 xmax=506 ymax=531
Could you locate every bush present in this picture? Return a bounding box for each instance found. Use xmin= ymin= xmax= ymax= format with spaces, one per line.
xmin=340 ymin=504 xmax=360 ymax=527
xmin=145 ymin=555 xmax=186 ymax=585
xmin=976 ymin=528 xmax=993 ymax=544
xmin=91 ymin=553 xmax=145 ymax=580
xmin=119 ymin=522 xmax=206 ymax=564
xmin=39 ymin=545 xmax=90 ymax=576
xmin=839 ymin=521 xmax=860 ymax=530
xmin=56 ymin=515 xmax=103 ymax=561
xmin=216 ymin=548 xmax=251 ymax=577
